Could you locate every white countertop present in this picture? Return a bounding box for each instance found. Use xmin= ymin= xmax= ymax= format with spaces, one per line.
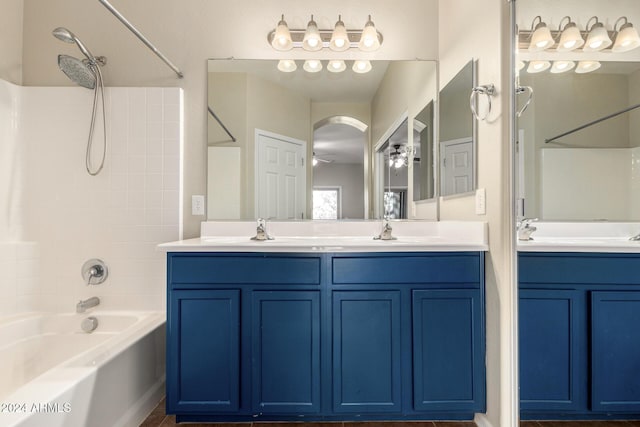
xmin=158 ymin=220 xmax=488 ymax=253
xmin=517 ymin=222 xmax=640 ymax=253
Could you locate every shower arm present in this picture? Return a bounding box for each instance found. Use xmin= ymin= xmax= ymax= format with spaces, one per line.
xmin=97 ymin=0 xmax=184 ymax=78
xmin=545 ymin=103 xmax=640 ymax=143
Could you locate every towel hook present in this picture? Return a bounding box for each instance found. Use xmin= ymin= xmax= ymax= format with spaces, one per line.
xmin=516 ymin=85 xmax=534 ymax=117
xmin=470 ymin=84 xmax=496 ymax=121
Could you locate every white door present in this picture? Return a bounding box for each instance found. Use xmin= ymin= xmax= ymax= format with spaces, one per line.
xmin=255 ymin=130 xmax=307 ymax=219
xmin=440 ymin=138 xmax=474 ymax=196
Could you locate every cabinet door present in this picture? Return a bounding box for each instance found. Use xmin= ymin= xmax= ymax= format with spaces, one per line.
xmin=167 ymin=289 xmax=240 ymax=413
xmin=412 ymin=289 xmax=484 ymax=412
xmin=519 ymin=289 xmax=581 ymax=412
xmin=332 ymin=291 xmax=402 ymax=413
xmin=251 ymin=291 xmax=321 ymax=414
xmin=592 ymin=291 xmax=640 ymax=412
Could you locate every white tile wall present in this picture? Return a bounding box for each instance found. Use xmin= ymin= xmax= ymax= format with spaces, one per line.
xmin=0 ymin=81 xmax=182 ymax=317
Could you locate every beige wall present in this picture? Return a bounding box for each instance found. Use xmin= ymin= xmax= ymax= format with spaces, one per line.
xmin=630 ymin=69 xmax=640 ymax=147
xmin=21 ymin=0 xmax=439 ymax=238
xmin=0 ymin=0 xmax=23 ymax=84
xmin=439 ymin=1 xmax=513 ymax=426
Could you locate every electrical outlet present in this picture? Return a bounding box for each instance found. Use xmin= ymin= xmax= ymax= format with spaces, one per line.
xmin=475 ymin=188 xmax=486 ymax=215
xmin=192 ymin=195 xmax=205 ymax=216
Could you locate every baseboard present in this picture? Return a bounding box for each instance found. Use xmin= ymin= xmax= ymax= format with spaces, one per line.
xmin=474 ymin=413 xmax=496 ymax=427
xmin=118 ymin=376 xmax=165 ymax=427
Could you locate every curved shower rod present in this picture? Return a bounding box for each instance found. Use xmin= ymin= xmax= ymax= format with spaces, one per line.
xmin=97 ymin=0 xmax=183 ymax=78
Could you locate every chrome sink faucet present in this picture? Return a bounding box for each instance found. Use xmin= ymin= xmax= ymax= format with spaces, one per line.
xmin=251 ymin=218 xmax=274 ymax=241
xmin=374 ymin=217 xmax=397 ymax=241
xmin=76 ymin=296 xmax=100 ymax=313
xmin=517 ymin=218 xmax=538 ymax=241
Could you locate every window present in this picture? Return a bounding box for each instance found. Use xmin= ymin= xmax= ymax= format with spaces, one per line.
xmin=313 ymin=188 xmax=341 ymax=219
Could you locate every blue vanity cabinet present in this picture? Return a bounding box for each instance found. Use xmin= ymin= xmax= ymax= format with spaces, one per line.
xmin=332 ymin=290 xmax=402 ymax=413
xmin=330 ymin=252 xmax=486 ymax=416
xmin=591 ymin=291 xmax=640 ymax=412
xmin=519 ymin=289 xmax=582 ymax=412
xmin=412 ymin=289 xmax=484 ymax=412
xmin=167 ymin=289 xmax=241 ymax=414
xmin=251 ymin=290 xmax=321 ymax=414
xmin=167 ymin=251 xmax=486 ymax=422
xmin=519 ymin=252 xmax=640 ymax=419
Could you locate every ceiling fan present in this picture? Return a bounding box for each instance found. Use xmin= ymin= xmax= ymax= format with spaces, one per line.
xmin=313 ymin=152 xmax=333 ymax=166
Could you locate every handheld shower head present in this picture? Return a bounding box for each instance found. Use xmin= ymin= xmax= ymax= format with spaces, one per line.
xmin=52 ymin=27 xmax=96 ymax=62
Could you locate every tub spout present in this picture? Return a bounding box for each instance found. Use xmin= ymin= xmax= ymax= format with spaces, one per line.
xmin=76 ymin=296 xmax=100 ymax=313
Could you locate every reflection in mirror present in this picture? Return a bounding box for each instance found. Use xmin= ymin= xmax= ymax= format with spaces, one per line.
xmin=207 ymin=59 xmax=437 ymax=220
xmin=515 ymin=0 xmax=640 ymax=221
xmin=312 ymin=118 xmax=366 ymax=219
xmin=413 ymin=101 xmax=435 ymax=201
xmin=378 ymin=119 xmax=410 ymax=219
xmin=439 ymin=60 xmax=477 ymax=197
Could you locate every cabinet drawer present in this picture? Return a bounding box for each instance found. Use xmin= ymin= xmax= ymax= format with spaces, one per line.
xmin=520 ymin=253 xmax=640 ymax=285
xmin=331 ymin=253 xmax=481 ymax=285
xmin=169 ymin=253 xmax=321 ymax=285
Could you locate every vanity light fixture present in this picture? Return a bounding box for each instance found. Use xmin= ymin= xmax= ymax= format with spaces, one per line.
xmin=352 ymin=60 xmax=372 ymax=74
xmin=550 ymin=60 xmax=575 ymax=73
xmin=302 ymin=15 xmax=323 ymax=51
xmin=575 ymin=60 xmax=601 ymax=74
xmin=303 ymin=59 xmax=323 ymax=73
xmin=271 ymin=15 xmax=293 ymax=51
xmin=528 ymin=16 xmax=554 ymax=52
xmin=527 ymin=60 xmax=551 ymax=73
xmin=268 ymin=14 xmax=383 ymax=52
xmin=583 ymin=17 xmax=612 ymax=52
xmin=277 ymin=59 xmax=297 ymax=72
xmin=327 ymin=59 xmax=346 ymax=73
xmin=557 ymin=16 xmax=584 ymax=52
xmin=329 ymin=15 xmax=349 ymax=51
xmin=612 ymin=17 xmax=640 ymax=52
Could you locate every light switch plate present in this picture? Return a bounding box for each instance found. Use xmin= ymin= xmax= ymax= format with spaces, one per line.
xmin=475 ymin=188 xmax=486 ymax=215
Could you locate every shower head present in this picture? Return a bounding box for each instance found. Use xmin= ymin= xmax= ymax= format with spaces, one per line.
xmin=52 ymin=27 xmax=96 ymax=63
xmin=57 ymin=54 xmax=96 ymax=89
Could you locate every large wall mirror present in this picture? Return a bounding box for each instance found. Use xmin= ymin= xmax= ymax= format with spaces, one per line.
xmin=516 ymin=0 xmax=640 ymax=221
xmin=207 ymin=59 xmax=437 ymax=221
xmin=439 ymin=60 xmax=477 ymax=197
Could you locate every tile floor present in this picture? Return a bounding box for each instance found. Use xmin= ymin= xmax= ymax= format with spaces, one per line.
xmin=140 ymin=399 xmax=640 ymax=427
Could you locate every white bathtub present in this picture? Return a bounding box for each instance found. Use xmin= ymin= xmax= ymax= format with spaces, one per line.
xmin=0 ymin=311 xmax=166 ymax=427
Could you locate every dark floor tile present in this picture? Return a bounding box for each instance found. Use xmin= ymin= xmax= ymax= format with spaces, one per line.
xmin=349 ymin=422 xmax=435 ymax=427
xmin=625 ymin=422 xmax=640 ymax=427
xmin=158 ymin=415 xmax=176 ymax=426
xmin=254 ymin=423 xmax=340 ymax=427
xmin=139 ymin=397 xmax=167 ymax=427
xmin=520 ymin=422 xmax=541 ymax=427
xmin=432 ymin=422 xmax=477 ymax=427
xmin=537 ymin=422 xmax=631 ymax=427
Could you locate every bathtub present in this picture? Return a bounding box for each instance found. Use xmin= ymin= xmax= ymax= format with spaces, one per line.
xmin=0 ymin=311 xmax=166 ymax=427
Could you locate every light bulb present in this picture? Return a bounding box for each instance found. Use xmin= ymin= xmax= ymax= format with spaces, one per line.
xmin=271 ymin=15 xmax=292 ymax=51
xmin=550 ymin=61 xmax=575 ymax=74
xmin=277 ymin=60 xmax=297 ymax=73
xmin=575 ymin=61 xmax=601 ymax=74
xmin=358 ymin=15 xmax=381 ymax=52
xmin=352 ymin=60 xmax=372 ymax=73
xmin=327 ymin=60 xmax=346 ymax=73
xmin=303 ymin=60 xmax=323 ymax=73
xmin=330 ymin=15 xmax=350 ymax=52
xmin=302 ymin=16 xmax=323 ymax=52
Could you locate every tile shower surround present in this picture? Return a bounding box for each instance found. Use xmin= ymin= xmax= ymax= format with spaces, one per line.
xmin=0 ymin=80 xmax=182 ymax=315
